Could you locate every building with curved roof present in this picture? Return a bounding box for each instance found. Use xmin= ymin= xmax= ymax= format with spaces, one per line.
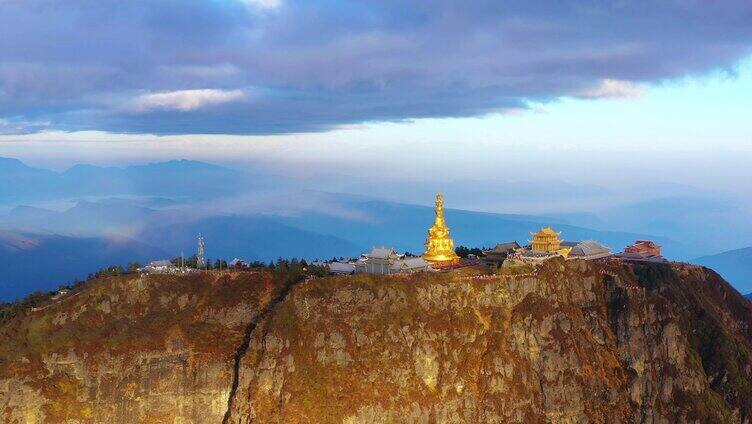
xmin=529 ymin=226 xmax=571 ymax=257
xmin=625 ymin=240 xmax=661 ymax=256
xmin=616 ymin=240 xmax=665 ymax=263
xmin=482 ymin=241 xmax=521 ymax=267
xmin=354 ymin=247 xmax=431 ymax=274
xmin=530 ymin=227 xmax=563 ymax=253
xmin=568 ymin=240 xmax=612 ymax=260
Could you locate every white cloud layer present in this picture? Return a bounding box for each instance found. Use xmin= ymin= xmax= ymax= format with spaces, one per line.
xmin=577 ymin=79 xmax=645 ymax=100
xmin=131 ymin=89 xmax=246 ymax=112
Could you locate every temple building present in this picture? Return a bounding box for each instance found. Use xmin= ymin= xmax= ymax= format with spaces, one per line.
xmin=617 ymin=240 xmax=666 ymax=263
xmin=510 ymin=226 xmax=572 ymax=263
xmin=355 ymin=247 xmax=430 ymax=275
xmin=355 ymin=247 xmax=401 ymax=274
xmin=327 ymin=262 xmax=356 ymax=275
xmin=625 ymin=240 xmax=661 ymax=256
xmin=422 ymin=193 xmax=461 ymax=267
xmin=482 ymin=242 xmax=521 ymax=267
xmin=568 ymin=240 xmax=612 ymax=260
xmin=530 ymin=227 xmax=571 ymax=257
xmin=393 ymin=257 xmax=431 ymax=273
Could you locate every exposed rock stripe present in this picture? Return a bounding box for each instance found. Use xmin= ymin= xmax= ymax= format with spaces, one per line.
xmin=222 ymin=277 xmax=309 ymax=424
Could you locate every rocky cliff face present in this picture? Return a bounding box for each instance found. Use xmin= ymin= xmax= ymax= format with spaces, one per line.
xmin=2 ymin=259 xmax=752 ymax=423
xmin=0 ymin=271 xmax=284 ymax=423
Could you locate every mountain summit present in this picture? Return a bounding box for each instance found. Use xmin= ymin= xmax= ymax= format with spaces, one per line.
xmin=1 ymin=259 xmax=750 ymax=422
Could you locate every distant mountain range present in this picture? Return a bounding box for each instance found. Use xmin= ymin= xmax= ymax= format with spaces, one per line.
xmin=1 ymin=156 xmax=751 ymax=301
xmin=139 ymin=214 xmax=362 ymax=264
xmin=0 ymin=157 xmax=255 ymax=205
xmin=548 ymin=195 xmax=752 ymax=258
xmin=0 ymin=215 xmax=364 ymax=301
xmin=695 ymin=247 xmax=752 ymax=295
xmin=4 ymin=200 xmax=159 ymax=235
xmin=0 ymin=190 xmax=690 ymax=301
xmin=0 ymin=230 xmax=166 ymax=301
xmin=274 ymin=194 xmax=690 ymax=257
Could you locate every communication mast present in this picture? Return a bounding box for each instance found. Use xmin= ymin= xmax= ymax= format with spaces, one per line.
xmin=197 ymin=233 xmax=206 ymax=269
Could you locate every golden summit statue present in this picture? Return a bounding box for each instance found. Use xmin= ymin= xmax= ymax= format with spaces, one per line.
xmin=422 ymin=193 xmax=460 ymax=266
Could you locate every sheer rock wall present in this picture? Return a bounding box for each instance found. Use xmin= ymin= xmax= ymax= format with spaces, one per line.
xmin=2 ymin=259 xmax=752 ymax=423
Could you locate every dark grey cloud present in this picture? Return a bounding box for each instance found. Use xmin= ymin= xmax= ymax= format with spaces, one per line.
xmin=1 ymin=0 xmax=751 ymax=134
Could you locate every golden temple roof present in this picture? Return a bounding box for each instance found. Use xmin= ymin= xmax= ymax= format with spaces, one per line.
xmin=533 ymin=226 xmax=561 ymax=236
xmin=530 ymin=226 xmax=565 ymax=254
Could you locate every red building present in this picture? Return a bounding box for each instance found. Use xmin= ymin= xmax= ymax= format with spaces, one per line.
xmin=624 ymin=240 xmax=661 ymax=256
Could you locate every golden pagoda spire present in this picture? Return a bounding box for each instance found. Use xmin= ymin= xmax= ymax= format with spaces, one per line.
xmin=422 ymin=193 xmax=460 ymax=266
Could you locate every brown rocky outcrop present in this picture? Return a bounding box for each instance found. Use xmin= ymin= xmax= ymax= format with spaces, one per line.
xmin=2 ymin=259 xmax=752 ymax=423
xmin=0 ymin=271 xmax=282 ymax=423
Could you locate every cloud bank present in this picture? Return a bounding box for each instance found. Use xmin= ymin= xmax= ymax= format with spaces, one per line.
xmin=1 ymin=0 xmax=751 ymax=134
xmin=131 ymin=89 xmax=247 ymax=112
xmin=576 ymin=79 xmax=645 ymax=100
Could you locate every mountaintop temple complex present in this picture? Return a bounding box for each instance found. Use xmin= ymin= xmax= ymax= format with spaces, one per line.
xmin=297 ymin=192 xmax=668 ymax=276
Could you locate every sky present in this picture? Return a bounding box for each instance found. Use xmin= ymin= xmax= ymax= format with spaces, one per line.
xmin=1 ymin=0 xmax=752 ymax=200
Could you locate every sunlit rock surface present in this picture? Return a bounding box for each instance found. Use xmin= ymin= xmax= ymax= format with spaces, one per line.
xmin=0 ymin=272 xmax=280 ymax=423
xmin=2 ymin=259 xmax=752 ymax=423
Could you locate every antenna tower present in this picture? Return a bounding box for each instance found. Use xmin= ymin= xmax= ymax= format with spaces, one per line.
xmin=197 ymin=233 xmax=206 ymax=269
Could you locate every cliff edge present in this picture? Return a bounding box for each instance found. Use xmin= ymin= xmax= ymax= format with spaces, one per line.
xmin=2 ymin=259 xmax=752 ymax=423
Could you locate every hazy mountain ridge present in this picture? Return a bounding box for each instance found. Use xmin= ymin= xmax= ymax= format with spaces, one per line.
xmin=695 ymin=246 xmax=752 ymax=294
xmin=0 ymin=230 xmax=166 ymax=300
xmin=3 ymin=201 xmax=159 ymax=236
xmin=0 ymin=214 xmax=363 ymax=301
xmin=1 ymin=157 xmax=750 ymax=300
xmin=546 ymin=195 xmax=752 ymax=255
xmin=0 ymin=192 xmax=690 ymax=301
xmin=138 ymin=214 xmax=364 ymax=263
xmin=277 ymin=197 xmax=690 ymax=257
xmin=0 ymin=158 xmax=248 ymax=204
